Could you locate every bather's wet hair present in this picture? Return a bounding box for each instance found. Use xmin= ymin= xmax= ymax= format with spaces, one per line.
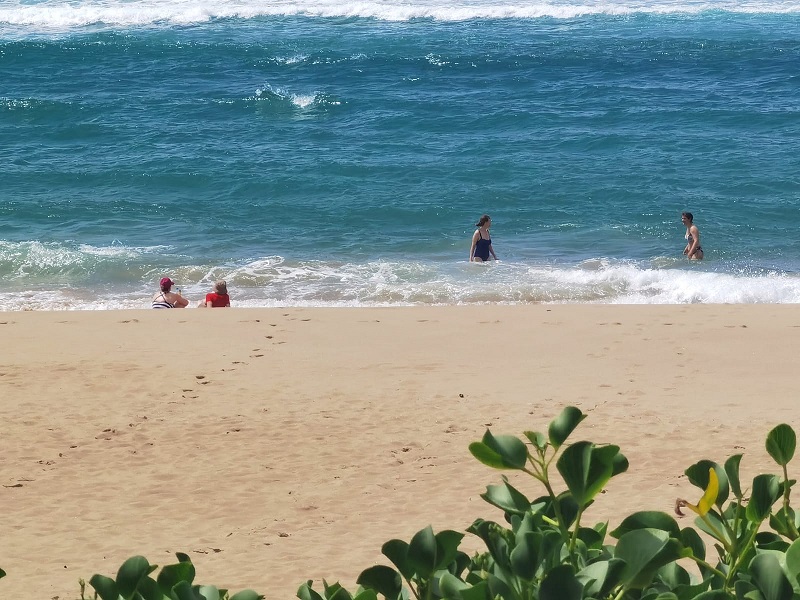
xmin=682 ymin=212 xmax=694 ymax=222
xmin=475 ymin=214 xmax=491 ymax=227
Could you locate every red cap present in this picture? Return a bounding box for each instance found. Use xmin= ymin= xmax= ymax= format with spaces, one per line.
xmin=160 ymin=277 xmax=174 ymax=289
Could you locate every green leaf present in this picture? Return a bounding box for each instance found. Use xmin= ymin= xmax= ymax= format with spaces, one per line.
xmin=459 ymin=580 xmax=488 ymax=600
xmin=557 ymin=441 xmax=625 ymax=508
xmin=88 ymin=574 xmax=119 ymax=600
xmin=523 ymin=430 xmax=547 ymax=449
xmin=548 ymin=406 xmax=586 ymax=450
xmin=137 ymin=576 xmax=162 ymax=600
xmin=576 ymin=526 xmax=604 ymax=550
xmin=469 ymin=431 xmax=528 ymax=470
xmin=323 ymin=581 xmax=353 ymax=600
xmin=610 ymin=511 xmax=681 ymax=539
xmin=196 ymin=585 xmax=222 ymax=600
xmin=725 ymin=454 xmax=744 ymax=499
xmin=734 ymin=579 xmax=757 ymax=598
xmin=157 ymin=561 xmax=196 ymax=596
xmin=466 ymin=519 xmax=515 ymax=574
xmin=656 ymin=562 xmax=690 ymax=588
xmin=408 ymin=526 xmax=438 ymax=579
xmin=691 ymin=591 xmax=734 ymax=600
xmin=486 ymin=574 xmax=514 ymax=600
xmin=435 ymin=530 xmax=464 ymax=570
xmin=480 ymin=480 xmax=531 ymax=516
xmin=539 ymin=564 xmax=582 ymax=600
xmin=577 ymin=558 xmax=626 ymax=598
xmin=750 ymin=553 xmax=794 ymax=600
xmin=612 ymin=452 xmax=630 ymax=477
xmin=747 ymin=474 xmax=782 ymax=523
xmin=116 ymin=556 xmax=155 ymax=599
xmin=685 ymin=461 xmax=730 ymax=508
xmin=357 ymin=566 xmax=402 ymax=599
xmin=297 ymin=581 xmax=325 ymax=600
xmin=783 ymin=538 xmax=800 ymax=586
xmin=437 ymin=572 xmax=469 ymax=600
xmin=756 ymin=532 xmax=788 ymax=552
xmin=509 ymin=532 xmax=541 ymax=580
xmin=381 ymin=540 xmax=414 ymax=580
xmin=680 ymin=527 xmax=706 ymax=563
xmin=175 ymin=553 xmax=192 ymax=564
xmin=769 ymin=509 xmax=799 ymax=540
xmin=172 ymin=581 xmax=198 ymax=600
xmin=0 ymin=568 xmax=5 ymax=580
xmin=614 ymin=529 xmax=688 ymax=590
xmin=229 ymin=591 xmax=265 ymax=600
xmin=767 ymin=424 xmax=797 ymax=467
xmin=351 ymin=590 xmax=378 ymax=600
xmin=693 ymin=509 xmax=730 ymax=546
xmin=554 ymin=492 xmax=580 ymax=528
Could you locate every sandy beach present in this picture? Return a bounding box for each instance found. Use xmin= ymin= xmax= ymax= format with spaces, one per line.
xmin=2 ymin=304 xmax=799 ymax=599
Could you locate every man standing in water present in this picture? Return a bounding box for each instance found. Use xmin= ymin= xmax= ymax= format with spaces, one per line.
xmin=682 ymin=212 xmax=704 ymax=260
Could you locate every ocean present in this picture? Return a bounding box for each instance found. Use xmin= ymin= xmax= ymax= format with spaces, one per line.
xmin=2 ymin=0 xmax=799 ymax=309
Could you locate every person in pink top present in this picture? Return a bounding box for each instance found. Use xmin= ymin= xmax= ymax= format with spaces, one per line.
xmin=198 ymin=280 xmax=231 ymax=308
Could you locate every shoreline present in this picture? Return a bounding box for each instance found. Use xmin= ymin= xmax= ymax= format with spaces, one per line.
xmin=2 ymin=304 xmax=798 ymax=598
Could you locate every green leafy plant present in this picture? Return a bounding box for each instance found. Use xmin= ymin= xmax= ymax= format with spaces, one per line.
xmin=668 ymin=422 xmax=800 ymax=598
xmin=306 ymin=408 xmax=800 ymax=600
xmin=81 ymin=553 xmax=263 ymax=600
xmin=5 ymin=407 xmax=799 ymax=600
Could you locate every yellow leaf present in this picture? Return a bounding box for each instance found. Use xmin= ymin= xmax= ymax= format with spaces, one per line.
xmin=697 ymin=467 xmax=719 ymax=516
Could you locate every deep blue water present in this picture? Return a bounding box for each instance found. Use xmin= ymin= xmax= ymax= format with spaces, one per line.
xmin=2 ymin=1 xmax=800 ymax=309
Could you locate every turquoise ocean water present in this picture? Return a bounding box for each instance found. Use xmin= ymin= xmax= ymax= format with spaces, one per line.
xmin=2 ymin=0 xmax=799 ymax=309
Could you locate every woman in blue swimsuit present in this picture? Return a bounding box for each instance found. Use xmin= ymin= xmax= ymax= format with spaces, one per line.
xmin=681 ymin=212 xmax=704 ymax=260
xmin=470 ymin=214 xmax=498 ymax=262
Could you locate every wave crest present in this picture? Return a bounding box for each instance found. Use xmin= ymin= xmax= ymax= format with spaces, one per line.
xmin=2 ymin=0 xmax=799 ymax=32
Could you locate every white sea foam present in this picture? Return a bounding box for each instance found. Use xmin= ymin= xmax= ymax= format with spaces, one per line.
xmin=2 ymin=253 xmax=800 ymax=310
xmin=254 ymin=84 xmax=325 ymax=108
xmin=1 ymin=0 xmax=798 ymax=33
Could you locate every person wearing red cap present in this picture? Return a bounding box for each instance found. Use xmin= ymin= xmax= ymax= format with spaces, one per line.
xmin=152 ymin=277 xmax=189 ymax=309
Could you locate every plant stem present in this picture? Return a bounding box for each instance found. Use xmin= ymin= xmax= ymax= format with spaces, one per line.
xmin=611 ymin=585 xmax=628 ymax=600
xmin=687 ymin=555 xmax=727 ymax=581
xmin=405 ymin=577 xmax=421 ymax=600
xmin=540 ymin=477 xmax=571 ymax=542
xmin=727 ymin=503 xmax=744 ymax=571
xmin=782 ymin=464 xmax=799 ymax=539
xmin=568 ymin=505 xmax=585 ymax=557
xmin=700 ymin=514 xmax=732 ymax=555
xmin=725 ymin=522 xmax=761 ymax=588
